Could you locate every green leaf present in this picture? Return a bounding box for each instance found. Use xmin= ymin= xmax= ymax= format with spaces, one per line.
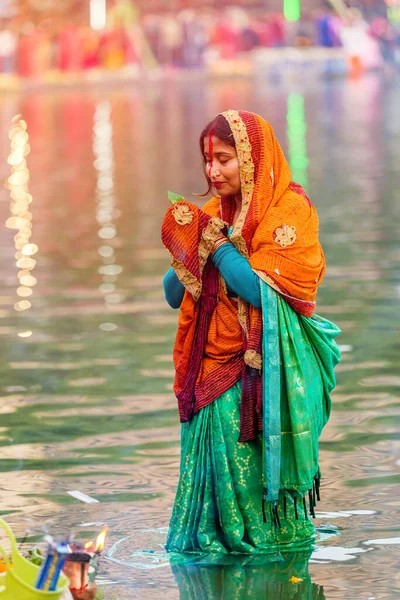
xmin=168 ymin=190 xmax=185 ymax=204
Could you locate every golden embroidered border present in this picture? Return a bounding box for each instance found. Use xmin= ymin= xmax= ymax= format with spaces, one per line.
xmin=244 ymin=349 xmax=262 ymax=370
xmin=171 ymin=257 xmax=202 ymax=301
xmin=237 ymin=298 xmax=248 ymax=339
xmin=221 ymin=110 xmax=255 ymax=258
xmin=198 ymin=215 xmax=226 ymax=275
xmin=170 ymin=214 xmax=225 ymax=302
xmin=219 ymin=273 xmax=228 ymax=296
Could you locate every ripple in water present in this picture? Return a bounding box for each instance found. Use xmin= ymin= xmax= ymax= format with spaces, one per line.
xmin=106 ymin=528 xmax=170 ymax=569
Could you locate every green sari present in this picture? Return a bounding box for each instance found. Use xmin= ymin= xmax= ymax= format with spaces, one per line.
xmin=166 ymin=282 xmax=340 ymax=556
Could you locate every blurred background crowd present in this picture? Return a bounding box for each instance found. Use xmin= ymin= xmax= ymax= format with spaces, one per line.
xmin=0 ymin=0 xmax=398 ymax=81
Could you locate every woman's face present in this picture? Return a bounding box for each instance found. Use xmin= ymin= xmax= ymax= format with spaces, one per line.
xmin=204 ymin=136 xmax=241 ymax=197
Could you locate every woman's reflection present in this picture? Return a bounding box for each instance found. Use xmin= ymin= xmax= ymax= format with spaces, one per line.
xmin=170 ymin=551 xmax=325 ymax=600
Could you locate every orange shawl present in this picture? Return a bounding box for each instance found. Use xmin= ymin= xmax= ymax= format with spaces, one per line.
xmin=162 ymin=110 xmax=326 ymax=439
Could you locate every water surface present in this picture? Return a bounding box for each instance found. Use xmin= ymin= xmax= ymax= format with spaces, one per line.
xmin=0 ymin=74 xmax=399 ymax=599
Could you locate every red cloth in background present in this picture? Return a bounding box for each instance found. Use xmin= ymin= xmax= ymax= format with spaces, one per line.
xmin=58 ymin=25 xmax=83 ymax=72
xmin=17 ymin=29 xmax=51 ymax=77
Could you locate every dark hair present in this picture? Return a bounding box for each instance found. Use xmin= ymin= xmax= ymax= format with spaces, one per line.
xmin=197 ymin=115 xmax=236 ymax=196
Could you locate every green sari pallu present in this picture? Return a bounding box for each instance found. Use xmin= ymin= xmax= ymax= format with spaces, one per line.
xmin=166 ymin=281 xmax=340 ymax=557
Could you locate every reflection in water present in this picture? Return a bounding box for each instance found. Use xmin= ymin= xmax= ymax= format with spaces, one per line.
xmin=93 ymin=100 xmax=122 ymax=331
xmin=5 ymin=115 xmax=38 ymax=334
xmin=286 ymin=94 xmax=308 ymax=190
xmin=0 ymin=75 xmax=399 ymax=599
xmin=171 ymin=552 xmax=325 ymax=600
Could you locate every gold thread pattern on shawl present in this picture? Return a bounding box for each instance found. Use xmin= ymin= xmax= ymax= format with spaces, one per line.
xmin=219 ymin=273 xmax=228 ymax=295
xmin=198 ymin=216 xmax=226 ymax=274
xmin=237 ymin=298 xmax=248 ymax=339
xmin=171 ymin=257 xmax=201 ymax=300
xmin=172 ymin=203 xmax=194 ymax=225
xmin=170 ymin=214 xmax=224 ymax=302
xmin=253 ymin=269 xmax=284 ymax=295
xmin=221 ymin=110 xmax=255 ymax=258
xmin=244 ymin=349 xmax=262 ymax=370
xmin=273 ymin=224 xmax=297 ymax=248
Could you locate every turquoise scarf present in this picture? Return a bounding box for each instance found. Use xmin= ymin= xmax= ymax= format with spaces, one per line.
xmin=261 ymin=281 xmax=341 ymax=521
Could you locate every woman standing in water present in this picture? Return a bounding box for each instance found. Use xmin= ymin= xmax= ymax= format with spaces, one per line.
xmin=161 ymin=110 xmax=340 ymax=556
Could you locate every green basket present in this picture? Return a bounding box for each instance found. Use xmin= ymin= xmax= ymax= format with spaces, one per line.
xmin=0 ymin=519 xmax=69 ymax=600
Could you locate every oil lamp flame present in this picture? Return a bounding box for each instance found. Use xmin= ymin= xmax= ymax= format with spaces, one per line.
xmin=93 ymin=526 xmax=108 ymax=553
xmin=81 ymin=526 xmax=108 ymax=553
